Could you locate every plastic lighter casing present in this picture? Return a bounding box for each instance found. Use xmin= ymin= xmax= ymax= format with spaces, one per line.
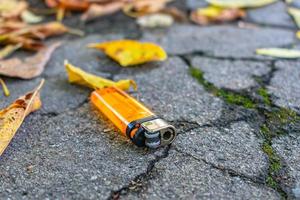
xmin=90 ymin=87 xmax=176 ymax=148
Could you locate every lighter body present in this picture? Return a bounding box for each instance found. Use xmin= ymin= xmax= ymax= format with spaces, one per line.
xmin=91 ymin=87 xmax=176 ymax=148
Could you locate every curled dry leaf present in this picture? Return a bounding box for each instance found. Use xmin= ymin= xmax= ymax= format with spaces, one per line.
xmin=123 ymin=0 xmax=171 ymax=17
xmin=256 ymin=48 xmax=300 ymax=58
xmin=89 ymin=40 xmax=167 ymax=67
xmin=80 ymin=1 xmax=125 ymax=21
xmin=0 ymin=42 xmax=61 ymax=79
xmin=160 ymin=7 xmax=187 ymax=22
xmin=0 ymin=22 xmax=72 ymax=50
xmin=137 ymin=13 xmax=174 ymax=28
xmin=1 ymin=36 xmax=43 ymax=51
xmin=0 ymin=21 xmax=28 ymax=35
xmin=205 ymin=0 xmax=278 ymax=8
xmin=65 ymin=61 xmax=137 ymax=91
xmin=0 ymin=79 xmax=44 ymax=156
xmin=190 ymin=6 xmax=245 ymax=25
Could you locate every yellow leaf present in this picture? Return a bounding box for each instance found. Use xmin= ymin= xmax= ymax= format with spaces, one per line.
xmin=288 ymin=7 xmax=300 ymax=28
xmin=196 ymin=6 xmax=224 ymax=18
xmin=296 ymin=30 xmax=300 ymax=39
xmin=205 ymin=0 xmax=278 ymax=8
xmin=88 ymin=40 xmax=167 ymax=67
xmin=65 ymin=61 xmax=137 ymax=91
xmin=256 ymin=48 xmax=300 ymax=58
xmin=0 ymin=78 xmax=9 ymax=96
xmin=190 ymin=6 xmax=245 ymax=25
xmin=0 ymin=79 xmax=44 ymax=156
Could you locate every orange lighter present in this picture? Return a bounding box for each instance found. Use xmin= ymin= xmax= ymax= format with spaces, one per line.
xmin=91 ymin=87 xmax=176 ymax=148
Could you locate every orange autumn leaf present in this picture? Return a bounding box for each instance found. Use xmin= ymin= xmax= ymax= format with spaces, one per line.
xmin=89 ymin=40 xmax=167 ymax=67
xmin=190 ymin=6 xmax=246 ymax=25
xmin=0 ymin=42 xmax=61 ymax=79
xmin=47 ymin=0 xmax=90 ymax=11
xmin=59 ymin=0 xmax=90 ymax=11
xmin=0 ymin=79 xmax=44 ymax=156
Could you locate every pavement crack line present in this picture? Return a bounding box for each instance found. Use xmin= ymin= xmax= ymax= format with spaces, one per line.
xmin=173 ymin=52 xmax=274 ymax=63
xmin=36 ymin=98 xmax=89 ymax=119
xmin=177 ymin=55 xmax=300 ymax=198
xmin=241 ymin=20 xmax=297 ymax=31
xmin=173 ymin=147 xmax=266 ymax=186
xmin=108 ymin=145 xmax=171 ymax=200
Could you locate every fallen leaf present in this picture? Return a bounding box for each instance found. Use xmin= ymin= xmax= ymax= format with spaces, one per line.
xmin=31 ymin=22 xmax=69 ymax=39
xmin=296 ymin=30 xmax=300 ymax=39
xmin=58 ymin=0 xmax=90 ymax=11
xmin=0 ymin=21 xmax=28 ymax=35
xmin=65 ymin=61 xmax=137 ymax=90
xmin=88 ymin=40 xmax=167 ymax=66
xmin=0 ymin=44 xmax=22 ymax=60
xmin=0 ymin=78 xmax=9 ymax=96
xmin=205 ymin=0 xmax=278 ymax=8
xmin=190 ymin=6 xmax=245 ymax=25
xmin=45 ymin=0 xmax=90 ymax=21
xmin=21 ymin=10 xmax=44 ymax=24
xmin=0 ymin=0 xmax=28 ymax=19
xmin=0 ymin=79 xmax=44 ymax=156
xmin=80 ymin=1 xmax=125 ymax=21
xmin=256 ymin=48 xmax=300 ymax=58
xmin=160 ymin=7 xmax=187 ymax=22
xmin=123 ymin=0 xmax=171 ymax=17
xmin=288 ymin=7 xmax=300 ymax=28
xmin=0 ymin=42 xmax=61 ymax=79
xmin=45 ymin=0 xmax=59 ymax=8
xmin=2 ymin=36 xmax=43 ymax=51
xmin=137 ymin=13 xmax=174 ymax=28
xmin=0 ymin=22 xmax=75 ymax=50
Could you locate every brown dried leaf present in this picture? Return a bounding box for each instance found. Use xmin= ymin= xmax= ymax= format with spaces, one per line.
xmin=45 ymin=0 xmax=59 ymax=8
xmin=123 ymin=0 xmax=171 ymax=17
xmin=160 ymin=7 xmax=187 ymax=22
xmin=3 ymin=36 xmax=43 ymax=51
xmin=0 ymin=21 xmax=27 ymax=35
xmin=80 ymin=2 xmax=125 ymax=21
xmin=0 ymin=42 xmax=61 ymax=79
xmin=0 ymin=0 xmax=28 ymax=19
xmin=0 ymin=79 xmax=44 ymax=156
xmin=0 ymin=22 xmax=69 ymax=50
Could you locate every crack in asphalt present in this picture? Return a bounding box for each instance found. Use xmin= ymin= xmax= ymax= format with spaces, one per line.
xmin=173 ymin=147 xmax=266 ymax=186
xmin=177 ymin=55 xmax=297 ymax=198
xmin=108 ymin=145 xmax=171 ymax=200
